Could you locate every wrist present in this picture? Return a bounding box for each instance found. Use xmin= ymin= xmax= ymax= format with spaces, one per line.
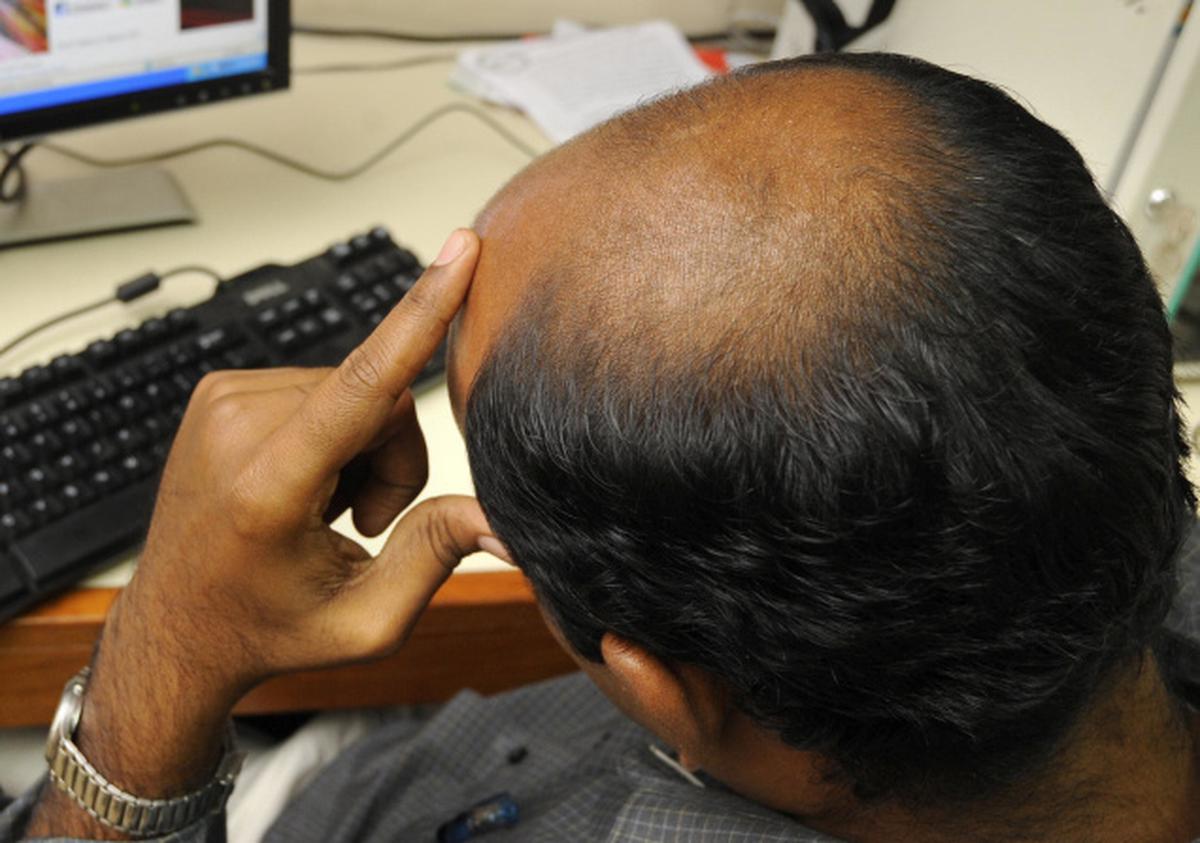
xmin=76 ymin=588 xmax=245 ymax=798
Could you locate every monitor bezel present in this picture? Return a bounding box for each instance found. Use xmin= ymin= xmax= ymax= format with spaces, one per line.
xmin=0 ymin=0 xmax=290 ymax=143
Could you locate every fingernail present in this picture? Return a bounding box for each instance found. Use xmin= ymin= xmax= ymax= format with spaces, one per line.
xmin=478 ymin=535 xmax=514 ymax=566
xmin=432 ymin=229 xmax=469 ymax=267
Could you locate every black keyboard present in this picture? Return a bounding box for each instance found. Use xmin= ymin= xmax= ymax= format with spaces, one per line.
xmin=0 ymin=226 xmax=440 ymax=625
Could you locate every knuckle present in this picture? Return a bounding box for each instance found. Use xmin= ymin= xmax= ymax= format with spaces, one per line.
xmin=206 ymin=394 xmax=249 ymax=431
xmin=413 ymin=503 xmax=469 ymax=570
xmin=226 ymin=467 xmax=286 ymax=538
xmin=193 ymin=371 xmax=233 ymax=402
xmin=338 ymin=348 xmax=385 ymax=397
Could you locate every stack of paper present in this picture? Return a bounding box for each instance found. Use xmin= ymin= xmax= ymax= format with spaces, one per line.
xmin=453 ymin=20 xmax=714 ymax=144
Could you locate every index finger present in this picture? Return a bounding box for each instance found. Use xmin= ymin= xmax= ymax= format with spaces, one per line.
xmin=266 ymin=229 xmax=480 ymax=502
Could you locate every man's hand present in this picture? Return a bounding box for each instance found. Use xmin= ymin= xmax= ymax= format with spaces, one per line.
xmin=26 ymin=229 xmax=488 ymax=839
xmin=135 ymin=228 xmax=489 ymax=689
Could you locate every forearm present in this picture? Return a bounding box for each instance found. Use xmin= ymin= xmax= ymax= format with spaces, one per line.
xmin=24 ymin=586 xmax=243 ymax=840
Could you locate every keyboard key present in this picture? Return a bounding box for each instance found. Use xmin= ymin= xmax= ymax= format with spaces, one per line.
xmin=296 ymin=317 xmax=322 ymax=340
xmin=326 ymin=242 xmax=353 ymax=264
xmin=14 ymin=480 xmax=156 ymax=587
xmin=85 ymin=377 xmax=114 ymax=405
xmin=255 ymin=307 xmax=282 ymax=330
xmin=28 ymin=495 xmax=65 ymax=524
xmin=221 ymin=348 xmax=267 ymax=369
xmin=1 ymin=511 xmax=33 ymax=542
xmin=121 ymin=454 xmax=151 ymax=478
xmin=166 ymin=308 xmax=197 ymax=331
xmin=49 ymin=355 xmax=83 ymax=381
xmin=113 ymin=366 xmax=144 ymax=392
xmin=61 ymin=416 xmax=96 ymax=442
xmin=29 ymin=430 xmax=64 ymax=456
xmin=84 ymin=339 xmax=117 ymax=366
xmin=0 ymin=378 xmax=23 ymax=410
xmin=393 ymin=249 xmax=419 ymax=272
xmin=86 ymin=406 xmax=121 ymax=432
xmin=196 ymin=327 xmax=239 ymax=354
xmin=319 ymin=308 xmax=346 ymax=331
xmin=280 ymin=297 xmax=305 ymax=319
xmin=371 ymin=283 xmax=398 ymax=305
xmin=114 ymin=426 xmax=147 ymax=452
xmin=117 ymin=394 xmax=146 ymax=418
xmin=143 ymin=381 xmax=171 ymax=406
xmin=25 ymin=399 xmax=61 ymax=427
xmin=52 ymin=388 xmax=87 ymax=416
xmin=56 ymin=452 xmax=86 ymax=478
xmin=170 ymin=343 xmax=199 ymax=368
xmin=90 ymin=467 xmax=119 ymax=492
xmin=25 ymin=466 xmax=57 ymax=491
xmin=353 ymin=263 xmax=383 ymax=286
xmin=60 ymin=483 xmax=92 ymax=510
xmin=0 ymin=479 xmax=28 ymax=510
xmin=334 ymin=273 xmax=359 ymax=295
xmin=141 ymin=317 xmax=169 ymax=342
xmin=351 ymin=293 xmax=379 ymax=314
xmin=20 ymin=365 xmax=53 ymax=393
xmin=142 ymin=415 xmax=168 ymax=440
xmin=0 ymin=415 xmax=24 ymax=439
xmin=1 ymin=443 xmax=34 ymax=471
xmin=272 ymin=327 xmax=300 ymax=350
xmin=114 ymin=329 xmax=142 ymax=355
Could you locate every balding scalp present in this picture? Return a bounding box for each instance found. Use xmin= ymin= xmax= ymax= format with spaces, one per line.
xmin=464 ymin=53 xmax=1190 ymax=807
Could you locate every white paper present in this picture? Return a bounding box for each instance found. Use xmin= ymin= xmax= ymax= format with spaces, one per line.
xmin=456 ymin=20 xmax=713 ymax=144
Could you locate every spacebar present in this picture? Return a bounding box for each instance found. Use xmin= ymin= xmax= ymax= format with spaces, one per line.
xmin=14 ymin=480 xmax=158 ymax=587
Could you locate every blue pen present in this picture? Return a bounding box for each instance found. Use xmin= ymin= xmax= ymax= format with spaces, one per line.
xmin=436 ymin=792 xmax=520 ymax=842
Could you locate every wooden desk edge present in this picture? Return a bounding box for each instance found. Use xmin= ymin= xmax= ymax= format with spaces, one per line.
xmin=0 ymin=570 xmax=577 ymax=727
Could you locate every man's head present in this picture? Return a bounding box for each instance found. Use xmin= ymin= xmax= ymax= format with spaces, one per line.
xmin=447 ymin=54 xmax=1193 ymax=809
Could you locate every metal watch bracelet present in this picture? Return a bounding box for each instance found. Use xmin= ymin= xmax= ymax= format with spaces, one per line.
xmin=45 ymin=667 xmax=243 ymax=838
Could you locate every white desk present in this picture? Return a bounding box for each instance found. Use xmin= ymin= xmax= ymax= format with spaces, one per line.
xmin=1 ymin=34 xmax=552 ymax=584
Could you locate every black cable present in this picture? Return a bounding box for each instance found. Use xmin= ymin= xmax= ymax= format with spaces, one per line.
xmin=294 ymin=53 xmax=457 ymax=76
xmin=40 ymin=102 xmax=541 ymax=180
xmin=293 ymin=23 xmax=538 ymax=42
xmin=1 ymin=143 xmax=35 ymax=204
xmin=292 ymin=22 xmax=763 ymax=45
xmin=0 ymin=265 xmax=222 ymax=361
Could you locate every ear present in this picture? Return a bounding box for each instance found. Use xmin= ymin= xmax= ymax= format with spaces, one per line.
xmin=600 ymin=633 xmax=730 ymax=771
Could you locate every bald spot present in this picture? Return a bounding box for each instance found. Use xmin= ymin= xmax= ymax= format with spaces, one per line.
xmin=449 ymin=66 xmax=957 ymax=413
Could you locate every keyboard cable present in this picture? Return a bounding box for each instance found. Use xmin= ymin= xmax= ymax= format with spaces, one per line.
xmin=36 ymin=102 xmax=540 ymax=181
xmin=0 ymin=266 xmax=223 ymax=363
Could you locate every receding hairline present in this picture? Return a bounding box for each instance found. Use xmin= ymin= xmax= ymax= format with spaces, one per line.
xmin=467 ymin=58 xmax=962 ymax=396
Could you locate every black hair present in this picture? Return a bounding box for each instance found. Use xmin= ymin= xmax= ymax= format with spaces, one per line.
xmin=465 ymin=53 xmax=1195 ymax=805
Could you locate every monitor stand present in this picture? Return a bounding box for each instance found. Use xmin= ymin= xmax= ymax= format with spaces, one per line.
xmin=0 ymin=167 xmax=196 ymax=249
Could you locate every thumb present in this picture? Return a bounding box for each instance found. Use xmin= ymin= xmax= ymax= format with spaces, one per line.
xmin=331 ymin=495 xmax=493 ymax=658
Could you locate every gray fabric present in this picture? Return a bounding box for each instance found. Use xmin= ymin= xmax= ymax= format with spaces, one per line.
xmin=5 ymin=526 xmax=1200 ymax=843
xmin=264 ymin=672 xmax=833 ymax=843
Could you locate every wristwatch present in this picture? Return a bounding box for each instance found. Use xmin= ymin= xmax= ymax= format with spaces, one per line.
xmin=44 ymin=667 xmax=243 ymax=838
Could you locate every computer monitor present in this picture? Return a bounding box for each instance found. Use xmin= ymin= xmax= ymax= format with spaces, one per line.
xmin=0 ymin=0 xmax=289 ymax=247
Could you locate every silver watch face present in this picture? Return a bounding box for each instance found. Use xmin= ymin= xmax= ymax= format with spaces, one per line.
xmin=45 ymin=671 xmax=87 ymax=763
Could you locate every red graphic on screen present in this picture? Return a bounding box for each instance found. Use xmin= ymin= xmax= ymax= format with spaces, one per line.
xmin=0 ymin=0 xmax=48 ymax=60
xmin=181 ymin=0 xmax=253 ymax=30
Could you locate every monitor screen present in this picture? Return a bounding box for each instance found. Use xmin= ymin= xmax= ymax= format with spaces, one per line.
xmin=0 ymin=0 xmax=288 ymax=141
